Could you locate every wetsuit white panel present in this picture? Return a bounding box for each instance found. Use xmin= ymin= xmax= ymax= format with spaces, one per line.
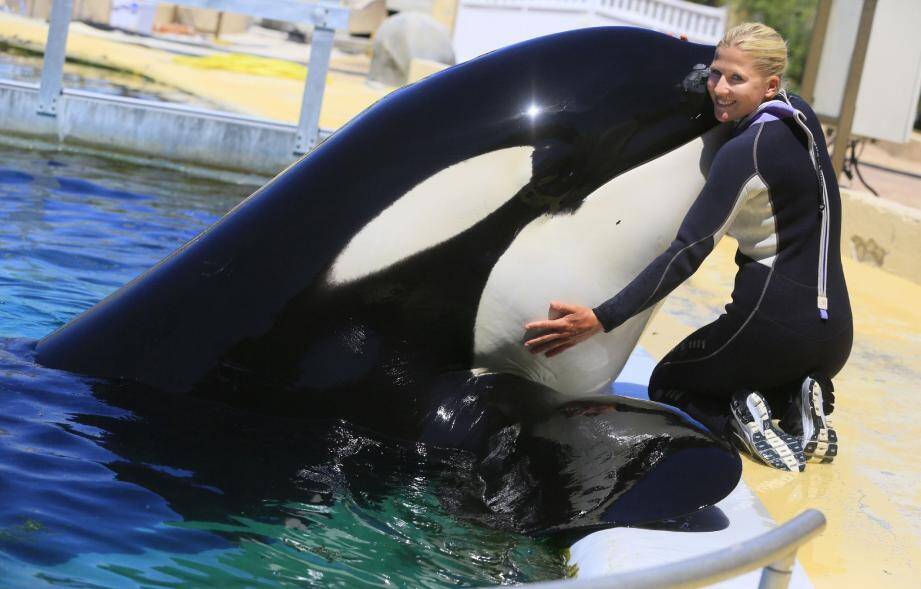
xmin=727 ymin=177 xmax=777 ymax=268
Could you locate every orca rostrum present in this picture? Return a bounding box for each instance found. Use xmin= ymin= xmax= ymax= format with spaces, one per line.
xmin=36 ymin=27 xmax=741 ymax=533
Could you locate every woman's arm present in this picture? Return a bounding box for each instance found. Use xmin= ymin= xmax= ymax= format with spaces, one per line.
xmin=524 ymin=130 xmax=762 ymax=356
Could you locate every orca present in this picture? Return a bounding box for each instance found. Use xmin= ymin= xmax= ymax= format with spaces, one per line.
xmin=35 ymin=27 xmax=741 ymax=532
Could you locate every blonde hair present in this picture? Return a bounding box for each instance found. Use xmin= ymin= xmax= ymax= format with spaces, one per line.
xmin=718 ymin=22 xmax=788 ymax=81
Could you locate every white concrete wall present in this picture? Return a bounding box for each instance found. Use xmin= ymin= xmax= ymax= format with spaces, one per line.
xmin=0 ymin=80 xmax=306 ymax=177
xmin=840 ymin=188 xmax=921 ymax=285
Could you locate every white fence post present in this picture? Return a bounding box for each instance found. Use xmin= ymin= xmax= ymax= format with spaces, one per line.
xmin=295 ymin=3 xmax=340 ymax=155
xmin=758 ymin=552 xmax=796 ymax=589
xmin=37 ymin=0 xmax=73 ymax=116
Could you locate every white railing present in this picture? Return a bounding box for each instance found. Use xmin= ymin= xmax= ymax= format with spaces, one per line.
xmin=599 ymin=0 xmax=726 ymax=39
xmin=482 ymin=509 xmax=826 ymax=589
xmin=454 ymin=0 xmax=727 ymax=61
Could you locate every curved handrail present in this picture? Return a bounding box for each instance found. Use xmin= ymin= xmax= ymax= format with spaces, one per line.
xmin=481 ymin=509 xmax=826 ymax=589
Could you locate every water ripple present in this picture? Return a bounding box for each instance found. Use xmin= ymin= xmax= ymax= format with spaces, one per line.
xmin=0 ymin=169 xmax=33 ymax=184
xmin=0 ymin=146 xmax=565 ymax=587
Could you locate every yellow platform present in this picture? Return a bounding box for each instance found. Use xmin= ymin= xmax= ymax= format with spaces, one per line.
xmin=641 ymin=238 xmax=921 ymax=587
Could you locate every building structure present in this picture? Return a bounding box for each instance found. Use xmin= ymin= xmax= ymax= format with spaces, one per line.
xmin=452 ymin=0 xmax=727 ymax=62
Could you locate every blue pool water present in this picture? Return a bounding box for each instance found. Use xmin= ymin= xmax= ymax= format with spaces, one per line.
xmin=0 ymin=146 xmax=564 ymax=587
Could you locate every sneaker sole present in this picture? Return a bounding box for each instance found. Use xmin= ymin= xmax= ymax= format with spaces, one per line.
xmin=731 ymin=392 xmax=805 ymax=472
xmin=801 ymin=378 xmax=838 ymax=464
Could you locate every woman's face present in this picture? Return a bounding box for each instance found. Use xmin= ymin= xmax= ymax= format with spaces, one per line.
xmin=707 ymin=45 xmax=780 ymax=123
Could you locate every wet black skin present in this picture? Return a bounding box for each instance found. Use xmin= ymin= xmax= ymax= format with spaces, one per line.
xmin=0 ymin=346 xmax=735 ymax=567
xmin=415 ymin=371 xmax=740 ymax=534
xmin=34 ymin=28 xmax=740 ymax=531
xmin=72 ymin=373 xmax=738 ymax=540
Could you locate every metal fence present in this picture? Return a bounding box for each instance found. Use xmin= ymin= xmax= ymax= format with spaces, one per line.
xmin=27 ymin=0 xmax=348 ymax=156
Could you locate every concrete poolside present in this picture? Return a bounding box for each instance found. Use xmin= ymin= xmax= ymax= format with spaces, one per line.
xmin=0 ymin=12 xmax=393 ymax=130
xmin=643 ymin=239 xmax=921 ymax=587
xmin=1 ymin=12 xmax=919 ymax=587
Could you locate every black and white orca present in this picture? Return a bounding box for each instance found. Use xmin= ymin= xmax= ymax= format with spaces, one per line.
xmin=36 ymin=28 xmax=740 ymax=532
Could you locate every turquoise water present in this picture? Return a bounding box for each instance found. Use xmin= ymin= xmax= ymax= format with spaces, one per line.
xmin=0 ymin=146 xmax=565 ymax=587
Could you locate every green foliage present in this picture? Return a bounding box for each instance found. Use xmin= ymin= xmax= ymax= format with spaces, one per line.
xmin=686 ymin=0 xmax=820 ymax=92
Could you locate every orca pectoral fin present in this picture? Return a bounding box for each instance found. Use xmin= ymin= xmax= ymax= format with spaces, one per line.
xmin=471 ymin=392 xmax=741 ymax=536
xmin=417 ymin=373 xmax=739 ymax=536
xmin=593 ymin=426 xmax=740 ymax=530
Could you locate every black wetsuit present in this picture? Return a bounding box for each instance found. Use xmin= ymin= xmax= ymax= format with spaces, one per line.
xmin=593 ymin=94 xmax=852 ymax=435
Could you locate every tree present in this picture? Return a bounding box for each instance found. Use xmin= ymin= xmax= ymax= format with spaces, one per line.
xmin=686 ymin=0 xmax=819 ymax=92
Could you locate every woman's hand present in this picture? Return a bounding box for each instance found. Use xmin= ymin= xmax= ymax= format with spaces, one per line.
xmin=523 ymin=301 xmax=603 ymax=358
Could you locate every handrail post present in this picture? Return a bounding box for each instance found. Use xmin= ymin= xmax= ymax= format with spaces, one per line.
xmin=295 ymin=23 xmax=334 ymax=155
xmin=37 ymin=0 xmax=74 ymax=117
xmin=758 ymin=551 xmax=796 ymax=589
xmin=295 ymin=2 xmax=348 ymax=155
xmin=830 ymin=0 xmax=877 ymax=178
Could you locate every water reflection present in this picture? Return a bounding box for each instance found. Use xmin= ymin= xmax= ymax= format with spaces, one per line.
xmin=0 ymin=341 xmax=562 ymax=587
xmin=0 ymin=146 xmax=564 ymax=587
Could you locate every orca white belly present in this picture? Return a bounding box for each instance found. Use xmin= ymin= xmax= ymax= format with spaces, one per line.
xmin=473 ymin=126 xmax=729 ymax=395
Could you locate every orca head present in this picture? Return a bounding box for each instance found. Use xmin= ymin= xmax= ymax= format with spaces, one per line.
xmin=498 ymin=28 xmax=718 ymax=215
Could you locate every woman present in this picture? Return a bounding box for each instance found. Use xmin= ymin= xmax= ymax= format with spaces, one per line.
xmin=522 ymin=23 xmax=852 ymax=472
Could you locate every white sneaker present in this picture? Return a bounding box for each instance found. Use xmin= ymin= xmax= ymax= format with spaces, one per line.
xmin=730 ymin=390 xmax=805 ymax=472
xmin=793 ymin=376 xmax=839 ymax=463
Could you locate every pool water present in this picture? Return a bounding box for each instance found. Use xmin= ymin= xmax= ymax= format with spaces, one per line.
xmin=0 ymin=146 xmax=565 ymax=587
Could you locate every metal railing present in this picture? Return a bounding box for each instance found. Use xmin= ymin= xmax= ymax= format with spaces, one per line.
xmin=483 ymin=509 xmax=826 ymax=589
xmin=33 ymin=0 xmax=349 ymax=154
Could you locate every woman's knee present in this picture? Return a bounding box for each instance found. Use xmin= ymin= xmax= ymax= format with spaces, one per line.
xmin=648 ymin=365 xmax=664 ymax=399
xmin=648 ymin=363 xmax=680 ymax=402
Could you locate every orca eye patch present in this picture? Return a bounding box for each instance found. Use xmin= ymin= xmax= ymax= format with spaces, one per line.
xmin=328 ymin=146 xmax=535 ymax=285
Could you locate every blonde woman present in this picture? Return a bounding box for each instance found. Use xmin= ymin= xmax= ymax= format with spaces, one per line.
xmin=524 ymin=23 xmax=852 ymax=472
